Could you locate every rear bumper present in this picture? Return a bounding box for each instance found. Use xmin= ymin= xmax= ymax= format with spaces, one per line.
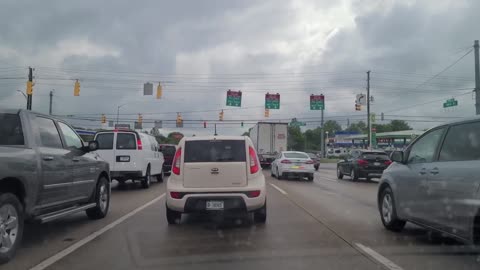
xmin=357 ymin=168 xmax=384 ymax=178
xmin=281 ymin=171 xmax=314 ymax=178
xmin=111 ymin=170 xmax=143 ymax=180
xmin=167 ymin=192 xmax=266 ymax=213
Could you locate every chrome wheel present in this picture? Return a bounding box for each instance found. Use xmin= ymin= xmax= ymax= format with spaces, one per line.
xmin=382 ymin=194 xmax=393 ymax=224
xmin=0 ymin=204 xmax=18 ymax=253
xmin=99 ymin=184 xmax=109 ymax=213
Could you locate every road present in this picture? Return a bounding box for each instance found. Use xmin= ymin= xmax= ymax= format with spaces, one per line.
xmin=5 ymin=164 xmax=480 ymax=270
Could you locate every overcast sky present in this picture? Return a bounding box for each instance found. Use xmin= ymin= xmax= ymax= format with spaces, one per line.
xmin=0 ymin=0 xmax=478 ymax=136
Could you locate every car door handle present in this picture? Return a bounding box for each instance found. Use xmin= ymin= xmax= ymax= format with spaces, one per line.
xmin=43 ymin=156 xmax=54 ymax=161
xmin=430 ymin=167 xmax=439 ymax=175
xmin=419 ymin=168 xmax=427 ymax=175
xmin=72 ymin=158 xmax=80 ymax=162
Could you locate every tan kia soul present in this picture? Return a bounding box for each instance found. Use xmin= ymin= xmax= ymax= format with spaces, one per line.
xmin=166 ymin=136 xmax=267 ymax=224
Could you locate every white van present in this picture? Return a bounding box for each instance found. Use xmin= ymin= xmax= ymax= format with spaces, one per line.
xmin=166 ymin=136 xmax=266 ymax=224
xmin=94 ymin=130 xmax=164 ymax=188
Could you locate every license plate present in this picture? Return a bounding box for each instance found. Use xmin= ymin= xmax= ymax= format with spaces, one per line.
xmin=206 ymin=201 xmax=224 ymax=210
xmin=374 ymin=162 xmax=380 ymax=166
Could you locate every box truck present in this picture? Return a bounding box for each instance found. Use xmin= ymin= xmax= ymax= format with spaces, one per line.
xmin=249 ymin=122 xmax=288 ymax=168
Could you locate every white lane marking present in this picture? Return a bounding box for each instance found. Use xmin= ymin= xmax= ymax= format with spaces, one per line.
xmin=355 ymin=243 xmax=403 ymax=270
xmin=269 ymin=183 xmax=288 ymax=195
xmin=29 ymin=193 xmax=166 ymax=270
xmin=322 ymin=178 xmax=338 ymax=182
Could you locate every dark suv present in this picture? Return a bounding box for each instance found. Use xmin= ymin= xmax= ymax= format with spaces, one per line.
xmin=336 ymin=150 xmax=391 ymax=181
xmin=159 ymin=144 xmax=177 ymax=174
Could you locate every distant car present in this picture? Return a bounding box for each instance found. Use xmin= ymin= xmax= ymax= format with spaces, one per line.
xmin=166 ymin=136 xmax=266 ymax=224
xmin=336 ymin=150 xmax=392 ymax=181
xmin=378 ymin=118 xmax=480 ymax=245
xmin=94 ymin=130 xmax=164 ymax=188
xmin=159 ymin=144 xmax=177 ymax=174
xmin=307 ymin=152 xmax=320 ymax=171
xmin=0 ymin=110 xmax=110 ymax=264
xmin=271 ymin=151 xmax=315 ymax=181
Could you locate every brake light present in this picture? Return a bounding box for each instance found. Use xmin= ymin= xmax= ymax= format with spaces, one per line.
xmin=305 ymin=160 xmax=314 ymax=164
xmin=170 ymin=192 xmax=183 ymax=199
xmin=281 ymin=159 xmax=292 ymax=164
xmin=137 ymin=138 xmax=142 ymax=150
xmin=384 ymin=160 xmax=392 ymax=166
xmin=357 ymin=159 xmax=369 ymax=166
xmin=172 ymin=147 xmax=182 ymax=175
xmin=249 ymin=147 xmax=259 ymax=174
xmin=247 ymin=190 xmax=261 ymax=198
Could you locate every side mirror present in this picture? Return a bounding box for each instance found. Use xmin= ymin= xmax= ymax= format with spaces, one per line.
xmin=391 ymin=151 xmax=404 ymax=164
xmin=87 ymin=140 xmax=99 ymax=152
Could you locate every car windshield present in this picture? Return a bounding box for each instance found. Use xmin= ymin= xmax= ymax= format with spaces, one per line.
xmin=184 ymin=140 xmax=246 ymax=162
xmin=284 ymin=153 xmax=309 ymax=159
xmin=3 ymin=1 xmax=480 ymax=269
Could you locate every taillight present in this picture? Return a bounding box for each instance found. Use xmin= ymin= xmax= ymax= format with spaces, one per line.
xmin=246 ymin=190 xmax=261 ymax=198
xmin=137 ymin=138 xmax=143 ymax=150
xmin=172 ymin=147 xmax=182 ymax=175
xmin=170 ymin=192 xmax=183 ymax=199
xmin=357 ymin=159 xmax=369 ymax=166
xmin=281 ymin=159 xmax=292 ymax=164
xmin=384 ymin=160 xmax=392 ymax=166
xmin=305 ymin=160 xmax=314 ymax=164
xmin=249 ymin=147 xmax=259 ymax=174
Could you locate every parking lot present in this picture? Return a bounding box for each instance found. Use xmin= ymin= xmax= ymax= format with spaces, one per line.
xmin=2 ymin=164 xmax=478 ymax=270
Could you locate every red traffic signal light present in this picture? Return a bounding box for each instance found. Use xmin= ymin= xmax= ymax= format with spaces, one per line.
xmin=203 ymin=121 xmax=207 ymax=128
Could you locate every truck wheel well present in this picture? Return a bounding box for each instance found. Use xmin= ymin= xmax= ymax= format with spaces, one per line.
xmin=0 ymin=177 xmax=26 ymax=207
xmin=474 ymin=211 xmax=480 ymax=245
xmin=99 ymin=171 xmax=110 ymax=182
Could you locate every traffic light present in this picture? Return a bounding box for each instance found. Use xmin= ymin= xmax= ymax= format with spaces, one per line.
xmin=241 ymin=121 xmax=244 ymax=127
xmin=156 ymin=83 xmax=162 ymax=99
xmin=381 ymin=112 xmax=384 ymax=121
xmin=176 ymin=113 xmax=183 ymax=128
xmin=138 ymin=114 xmax=143 ymax=124
xmin=264 ymin=109 xmax=270 ymax=117
xmin=203 ymin=121 xmax=207 ymax=128
xmin=219 ymin=110 xmax=224 ymax=121
xmin=74 ymin=79 xmax=80 ymax=96
xmin=355 ymin=104 xmax=361 ymax=111
xmin=101 ymin=114 xmax=106 ymax=124
xmin=26 ymin=81 xmax=33 ymax=95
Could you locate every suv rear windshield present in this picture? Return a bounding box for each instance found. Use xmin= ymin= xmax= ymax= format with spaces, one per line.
xmin=160 ymin=145 xmax=176 ymax=156
xmin=360 ymin=152 xmax=389 ymax=160
xmin=96 ymin=133 xmax=114 ymax=149
xmin=0 ymin=113 xmax=24 ymax=145
xmin=116 ymin=133 xmax=137 ymax=150
xmin=184 ymin=140 xmax=246 ymax=162
xmin=284 ymin=153 xmax=309 ymax=159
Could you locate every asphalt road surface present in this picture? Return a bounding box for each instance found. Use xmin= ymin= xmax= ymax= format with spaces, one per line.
xmin=5 ymin=164 xmax=480 ymax=270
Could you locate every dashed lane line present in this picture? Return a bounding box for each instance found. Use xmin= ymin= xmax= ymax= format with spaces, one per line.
xmin=355 ymin=243 xmax=404 ymax=270
xmin=269 ymin=183 xmax=288 ymax=195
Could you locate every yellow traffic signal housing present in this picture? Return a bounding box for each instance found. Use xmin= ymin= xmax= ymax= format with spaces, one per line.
xmin=156 ymin=83 xmax=162 ymax=99
xmin=101 ymin=114 xmax=106 ymax=124
xmin=264 ymin=109 xmax=270 ymax=117
xmin=355 ymin=104 xmax=361 ymax=111
xmin=74 ymin=80 xmax=80 ymax=96
xmin=138 ymin=114 xmax=143 ymax=124
xmin=176 ymin=113 xmax=183 ymax=127
xmin=219 ymin=110 xmax=224 ymax=121
xmin=26 ymin=81 xmax=33 ymax=95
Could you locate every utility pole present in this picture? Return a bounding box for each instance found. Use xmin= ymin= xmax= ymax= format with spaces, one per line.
xmin=347 ymin=118 xmax=350 ymax=128
xmin=320 ymin=109 xmax=325 ymax=157
xmin=367 ymin=70 xmax=371 ymax=150
xmin=474 ymin=40 xmax=480 ymax=115
xmin=49 ymin=90 xmax=54 ymax=115
xmin=214 ymin=123 xmax=218 ymax=136
xmin=26 ymin=67 xmax=33 ymax=110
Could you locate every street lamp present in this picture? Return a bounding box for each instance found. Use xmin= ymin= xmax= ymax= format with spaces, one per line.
xmin=116 ymin=103 xmax=128 ymax=125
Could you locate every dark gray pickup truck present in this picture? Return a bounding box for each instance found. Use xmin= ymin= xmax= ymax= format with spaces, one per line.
xmin=0 ymin=109 xmax=111 ymax=264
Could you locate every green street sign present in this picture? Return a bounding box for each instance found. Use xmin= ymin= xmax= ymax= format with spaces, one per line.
xmin=226 ymin=90 xmax=242 ymax=107
xmin=310 ymin=94 xmax=325 ymax=110
xmin=265 ymin=93 xmax=280 ymax=109
xmin=289 ymin=118 xmax=306 ymax=127
xmin=443 ymin=98 xmax=458 ymax=108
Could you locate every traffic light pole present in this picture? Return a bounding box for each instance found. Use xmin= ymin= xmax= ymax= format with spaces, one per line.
xmin=367 ymin=71 xmax=371 ymax=150
xmin=27 ymin=67 xmax=33 ymax=110
xmin=49 ymin=90 xmax=53 ymax=115
xmin=320 ymin=109 xmax=325 ymax=158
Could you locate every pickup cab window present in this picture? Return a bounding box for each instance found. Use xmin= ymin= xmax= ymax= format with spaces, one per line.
xmin=34 ymin=117 xmax=63 ymax=148
xmin=58 ymin=122 xmax=83 ymax=149
xmin=0 ymin=113 xmax=24 ymax=145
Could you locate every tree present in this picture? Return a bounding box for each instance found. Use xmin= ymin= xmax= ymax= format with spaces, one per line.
xmin=287 ymin=126 xmax=305 ymax=151
xmin=389 ymin=120 xmax=411 ymax=131
xmin=167 ymin=132 xmax=184 ymax=144
xmin=345 ymin=121 xmax=367 ymax=133
xmin=323 ymin=120 xmax=342 ymax=136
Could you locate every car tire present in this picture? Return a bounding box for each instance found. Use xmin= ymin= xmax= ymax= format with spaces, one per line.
xmin=307 ymin=174 xmax=314 ymax=181
xmin=166 ymin=204 xmax=181 ymax=225
xmin=277 ymin=168 xmax=282 ymax=180
xmin=157 ymin=169 xmax=164 ymax=183
xmin=379 ymin=187 xmax=406 ymax=232
xmin=141 ymin=167 xmax=151 ymax=189
xmin=254 ymin=201 xmax=267 ymax=223
xmin=271 ymin=167 xmax=275 ymax=178
xmin=86 ymin=176 xmax=110 ymax=220
xmin=350 ymin=169 xmax=358 ymax=181
xmin=315 ymin=165 xmax=319 ymax=171
xmin=0 ymin=193 xmax=24 ymax=265
xmin=337 ymin=166 xmax=344 ymax=180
